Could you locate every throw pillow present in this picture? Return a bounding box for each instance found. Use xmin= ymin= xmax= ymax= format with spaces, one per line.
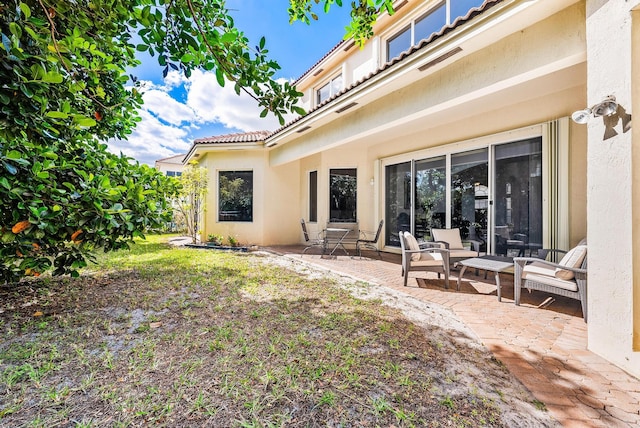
xmin=555 ymin=245 xmax=587 ymax=280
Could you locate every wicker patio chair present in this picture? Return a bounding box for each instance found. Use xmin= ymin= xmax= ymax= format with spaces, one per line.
xmin=514 ymin=242 xmax=588 ymax=321
xmin=399 ymin=231 xmax=450 ymax=287
xmin=431 ymin=228 xmax=481 ymax=267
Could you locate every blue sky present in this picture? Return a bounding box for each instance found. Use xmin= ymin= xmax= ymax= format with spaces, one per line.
xmin=107 ymin=0 xmax=353 ymax=165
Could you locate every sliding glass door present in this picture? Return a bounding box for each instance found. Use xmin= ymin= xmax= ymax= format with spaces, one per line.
xmin=414 ymin=156 xmax=446 ymax=240
xmin=451 ymin=149 xmax=488 ymax=248
xmin=384 ymin=162 xmax=411 ymax=247
xmin=493 ymin=138 xmax=542 ymax=256
xmin=383 ymin=137 xmax=542 ymax=255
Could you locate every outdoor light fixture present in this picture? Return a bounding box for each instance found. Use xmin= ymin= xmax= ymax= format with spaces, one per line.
xmin=571 ymin=96 xmax=632 ymax=140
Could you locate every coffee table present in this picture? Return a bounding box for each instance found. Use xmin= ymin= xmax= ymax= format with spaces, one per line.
xmin=456 ymin=256 xmax=514 ymax=301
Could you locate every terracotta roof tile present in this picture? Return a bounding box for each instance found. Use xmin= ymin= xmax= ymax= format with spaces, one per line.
xmin=294 ymin=40 xmax=349 ymax=85
xmin=155 ymin=153 xmax=187 ymax=163
xmin=193 ymin=131 xmax=271 ymax=144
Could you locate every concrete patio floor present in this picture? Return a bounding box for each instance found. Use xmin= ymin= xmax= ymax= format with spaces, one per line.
xmin=265 ymin=246 xmax=640 ymax=427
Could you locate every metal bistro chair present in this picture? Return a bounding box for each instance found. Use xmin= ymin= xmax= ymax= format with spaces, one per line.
xmin=300 ymin=219 xmax=326 ymax=255
xmin=356 ymin=219 xmax=384 ymax=258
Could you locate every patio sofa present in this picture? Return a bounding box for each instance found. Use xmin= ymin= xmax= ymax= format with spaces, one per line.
xmin=514 ymin=241 xmax=588 ymax=321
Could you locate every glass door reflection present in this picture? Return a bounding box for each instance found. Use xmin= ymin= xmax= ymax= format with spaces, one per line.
xmin=384 ymin=162 xmax=411 ymax=247
xmin=414 ymin=156 xmax=446 ymax=241
xmin=451 ymin=149 xmax=488 ymax=250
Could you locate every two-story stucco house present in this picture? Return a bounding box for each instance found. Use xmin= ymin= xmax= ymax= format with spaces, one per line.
xmin=181 ymin=0 xmax=640 ymax=379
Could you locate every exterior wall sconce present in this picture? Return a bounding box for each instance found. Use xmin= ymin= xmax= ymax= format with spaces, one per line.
xmin=571 ymin=96 xmax=632 ymax=140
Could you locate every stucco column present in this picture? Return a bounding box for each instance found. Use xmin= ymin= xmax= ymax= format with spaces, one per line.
xmin=586 ymin=0 xmax=640 ymax=379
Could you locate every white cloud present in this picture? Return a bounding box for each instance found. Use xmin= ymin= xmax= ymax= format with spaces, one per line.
xmin=107 ymin=110 xmax=191 ymax=165
xmin=163 ymin=70 xmax=189 ymax=90
xmin=142 ymin=89 xmax=196 ymax=125
xmin=185 ymin=70 xmax=289 ymax=131
xmin=107 ymin=70 xmax=299 ymax=165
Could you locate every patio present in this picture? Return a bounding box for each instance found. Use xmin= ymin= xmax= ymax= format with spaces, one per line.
xmin=265 ymin=246 xmax=640 ymax=427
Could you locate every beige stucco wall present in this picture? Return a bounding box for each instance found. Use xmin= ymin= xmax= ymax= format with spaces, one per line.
xmin=196 ymin=149 xmax=300 ymax=247
xmin=586 ymin=0 xmax=640 ymax=379
xmin=154 ymin=156 xmax=184 ymax=175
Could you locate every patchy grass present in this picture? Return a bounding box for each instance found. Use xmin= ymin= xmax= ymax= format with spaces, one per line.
xmin=0 ymin=235 xmax=555 ymax=427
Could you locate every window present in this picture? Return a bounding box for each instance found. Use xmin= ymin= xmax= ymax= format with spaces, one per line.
xmin=218 ymin=171 xmax=253 ymax=222
xmin=166 ymin=171 xmax=182 ymax=177
xmin=386 ymin=0 xmax=484 ymax=61
xmin=414 ymin=2 xmax=446 ymax=45
xmin=450 ymin=0 xmax=485 ymax=23
xmin=451 ymin=149 xmax=488 ymax=242
xmin=309 ymin=171 xmax=318 ymax=222
xmin=329 ymin=168 xmax=357 ymax=222
xmin=316 ymin=75 xmax=343 ymax=105
xmin=387 ymin=25 xmax=412 ymax=61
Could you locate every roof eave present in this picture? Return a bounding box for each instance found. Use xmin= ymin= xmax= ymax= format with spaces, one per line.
xmin=183 ymin=141 xmax=266 ymax=164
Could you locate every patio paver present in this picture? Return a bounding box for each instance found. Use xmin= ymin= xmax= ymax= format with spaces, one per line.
xmin=266 ymin=246 xmax=640 ymax=427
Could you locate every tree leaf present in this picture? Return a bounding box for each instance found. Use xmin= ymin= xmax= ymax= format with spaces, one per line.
xmin=6 ymin=150 xmax=22 ymax=160
xmin=1 ymin=33 xmax=9 ymax=54
xmin=46 ymin=111 xmax=68 ymax=119
xmin=73 ymin=116 xmax=97 ymax=127
xmin=19 ymin=3 xmax=32 ymax=19
xmin=215 ymin=67 xmax=225 ymax=87
xmin=3 ymin=161 xmax=18 ymax=175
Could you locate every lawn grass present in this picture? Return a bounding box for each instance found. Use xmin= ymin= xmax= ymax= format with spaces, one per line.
xmin=0 ymin=234 xmax=552 ymax=427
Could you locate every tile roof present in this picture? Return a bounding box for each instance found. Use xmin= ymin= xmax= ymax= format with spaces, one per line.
xmin=155 ymin=153 xmax=186 ymax=163
xmin=293 ymin=40 xmax=349 ymax=86
xmin=268 ymin=0 xmax=502 ymax=138
xmin=193 ymin=131 xmax=271 ymax=144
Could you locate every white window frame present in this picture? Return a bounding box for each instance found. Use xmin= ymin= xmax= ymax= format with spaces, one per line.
xmin=315 ymin=73 xmax=343 ymax=106
xmin=383 ymin=0 xmax=487 ymax=63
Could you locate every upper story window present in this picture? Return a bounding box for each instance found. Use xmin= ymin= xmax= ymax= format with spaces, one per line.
xmin=316 ymin=75 xmax=343 ymax=105
xmin=166 ymin=171 xmax=182 ymax=177
xmin=386 ymin=0 xmax=484 ymax=62
xmin=450 ymin=0 xmax=485 ymax=23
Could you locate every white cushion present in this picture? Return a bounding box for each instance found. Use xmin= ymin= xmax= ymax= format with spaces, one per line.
xmin=432 ymin=228 xmax=464 ymax=250
xmin=405 ymin=232 xmax=443 ymax=262
xmin=449 ymin=249 xmax=480 ymax=258
xmin=412 ymin=257 xmax=444 ymax=267
xmin=522 ymin=272 xmax=579 ymax=292
xmin=523 ymin=262 xmax=556 ymax=277
xmin=555 ymin=245 xmax=587 ymax=280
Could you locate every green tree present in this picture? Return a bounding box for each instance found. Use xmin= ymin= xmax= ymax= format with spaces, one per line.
xmin=1 ymin=0 xmax=393 ymax=282
xmin=176 ymin=162 xmax=208 ymax=244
